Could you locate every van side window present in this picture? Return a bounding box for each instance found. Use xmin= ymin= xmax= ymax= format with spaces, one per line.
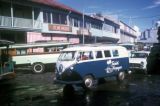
xmin=104 ymin=50 xmax=111 ymax=57
xmin=95 ymin=51 xmax=103 ymax=58
xmin=112 ymin=50 xmax=119 ymax=57
xmin=78 ymin=51 xmax=93 ymax=61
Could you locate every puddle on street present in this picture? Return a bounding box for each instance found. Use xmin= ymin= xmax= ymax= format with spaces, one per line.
xmin=1 ymin=73 xmax=160 ymax=106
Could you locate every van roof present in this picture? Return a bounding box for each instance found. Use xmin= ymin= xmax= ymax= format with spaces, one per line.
xmin=62 ymin=45 xmax=126 ymax=51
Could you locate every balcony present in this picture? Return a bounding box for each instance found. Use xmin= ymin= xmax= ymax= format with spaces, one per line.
xmin=121 ymin=29 xmax=137 ymax=38
xmin=90 ymin=28 xmax=120 ymax=39
xmin=0 ymin=16 xmax=42 ymax=30
xmin=77 ymin=28 xmax=91 ymax=36
xmin=102 ymin=30 xmax=120 ymax=39
xmin=0 ymin=16 xmax=12 ymax=27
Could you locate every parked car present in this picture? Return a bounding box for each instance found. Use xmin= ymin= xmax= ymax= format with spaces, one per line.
xmin=129 ymin=51 xmax=150 ymax=73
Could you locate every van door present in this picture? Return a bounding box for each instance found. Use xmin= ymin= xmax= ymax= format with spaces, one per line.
xmin=74 ymin=50 xmax=108 ymax=78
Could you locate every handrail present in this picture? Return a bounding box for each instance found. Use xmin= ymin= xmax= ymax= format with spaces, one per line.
xmin=0 ymin=15 xmax=42 ymax=29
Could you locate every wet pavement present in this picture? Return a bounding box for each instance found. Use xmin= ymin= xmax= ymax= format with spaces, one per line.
xmin=1 ymin=70 xmax=160 ymax=106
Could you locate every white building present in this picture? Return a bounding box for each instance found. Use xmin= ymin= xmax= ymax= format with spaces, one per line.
xmin=138 ymin=20 xmax=160 ymax=45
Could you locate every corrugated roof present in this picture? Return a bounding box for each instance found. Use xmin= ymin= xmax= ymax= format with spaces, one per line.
xmin=30 ymin=0 xmax=81 ymax=14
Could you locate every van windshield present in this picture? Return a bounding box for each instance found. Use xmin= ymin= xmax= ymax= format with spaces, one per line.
xmin=58 ymin=51 xmax=76 ymax=61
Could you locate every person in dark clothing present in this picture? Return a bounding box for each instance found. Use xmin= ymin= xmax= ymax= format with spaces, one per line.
xmin=157 ymin=26 xmax=160 ymax=43
xmin=1 ymin=51 xmax=8 ymax=67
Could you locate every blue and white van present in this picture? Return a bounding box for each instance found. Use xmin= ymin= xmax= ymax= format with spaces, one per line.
xmin=54 ymin=45 xmax=129 ymax=90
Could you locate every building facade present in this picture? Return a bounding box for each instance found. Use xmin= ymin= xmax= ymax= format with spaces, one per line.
xmin=0 ymin=0 xmax=136 ymax=44
xmin=119 ymin=21 xmax=138 ymax=43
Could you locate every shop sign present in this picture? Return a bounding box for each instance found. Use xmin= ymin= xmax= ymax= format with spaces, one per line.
xmin=48 ymin=24 xmax=72 ymax=32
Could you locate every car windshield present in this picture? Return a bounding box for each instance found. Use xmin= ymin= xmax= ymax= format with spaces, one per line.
xmin=131 ymin=53 xmax=148 ymax=58
xmin=58 ymin=51 xmax=76 ymax=61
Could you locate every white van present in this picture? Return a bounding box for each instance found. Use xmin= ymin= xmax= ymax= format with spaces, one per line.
xmin=54 ymin=45 xmax=129 ymax=90
xmin=119 ymin=43 xmax=137 ymax=56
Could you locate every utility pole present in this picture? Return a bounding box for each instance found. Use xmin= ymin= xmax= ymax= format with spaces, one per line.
xmin=129 ymin=16 xmax=132 ymax=26
xmin=82 ymin=9 xmax=85 ymax=44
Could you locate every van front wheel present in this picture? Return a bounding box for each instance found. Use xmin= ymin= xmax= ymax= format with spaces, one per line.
xmin=32 ymin=62 xmax=45 ymax=74
xmin=83 ymin=75 xmax=97 ymax=90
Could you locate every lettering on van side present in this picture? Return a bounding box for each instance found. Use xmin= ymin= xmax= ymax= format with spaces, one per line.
xmin=105 ymin=60 xmax=122 ymax=73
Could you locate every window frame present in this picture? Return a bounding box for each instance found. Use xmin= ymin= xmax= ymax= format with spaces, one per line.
xmin=112 ymin=49 xmax=119 ymax=57
xmin=95 ymin=50 xmax=103 ymax=59
xmin=104 ymin=50 xmax=111 ymax=58
xmin=77 ymin=51 xmax=94 ymax=61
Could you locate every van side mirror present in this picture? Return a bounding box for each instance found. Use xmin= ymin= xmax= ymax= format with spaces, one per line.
xmin=76 ymin=58 xmax=80 ymax=62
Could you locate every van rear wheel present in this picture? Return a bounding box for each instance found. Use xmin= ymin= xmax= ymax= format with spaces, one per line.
xmin=117 ymin=72 xmax=125 ymax=81
xmin=32 ymin=62 xmax=45 ymax=74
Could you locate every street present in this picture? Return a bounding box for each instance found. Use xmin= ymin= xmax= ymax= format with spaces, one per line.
xmin=1 ymin=70 xmax=160 ymax=106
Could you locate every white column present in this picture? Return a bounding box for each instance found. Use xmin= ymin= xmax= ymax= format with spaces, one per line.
xmin=50 ymin=12 xmax=53 ymax=24
xmin=32 ymin=7 xmax=34 ymax=28
xmin=11 ymin=0 xmax=13 ymax=27
xmin=82 ymin=10 xmax=85 ymax=44
xmin=67 ymin=11 xmax=71 ymax=26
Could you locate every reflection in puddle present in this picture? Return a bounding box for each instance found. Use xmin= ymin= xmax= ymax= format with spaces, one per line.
xmin=57 ymin=80 xmax=130 ymax=106
xmin=58 ymin=90 xmax=110 ymax=106
xmin=85 ymin=91 xmax=109 ymax=106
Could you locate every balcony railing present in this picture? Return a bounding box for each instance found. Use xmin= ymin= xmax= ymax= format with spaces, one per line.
xmin=13 ymin=17 xmax=32 ymax=28
xmin=77 ymin=28 xmax=91 ymax=35
xmin=0 ymin=16 xmax=42 ymax=29
xmin=90 ymin=28 xmax=120 ymax=39
xmin=0 ymin=16 xmax=12 ymax=27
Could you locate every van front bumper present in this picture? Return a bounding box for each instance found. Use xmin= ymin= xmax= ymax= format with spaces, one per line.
xmin=53 ymin=77 xmax=83 ymax=84
xmin=54 ymin=69 xmax=83 ymax=84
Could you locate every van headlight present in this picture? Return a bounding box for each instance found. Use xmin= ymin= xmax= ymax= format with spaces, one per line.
xmin=58 ymin=64 xmax=63 ymax=74
xmin=70 ymin=66 xmax=74 ymax=70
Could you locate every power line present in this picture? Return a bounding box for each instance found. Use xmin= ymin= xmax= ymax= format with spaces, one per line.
xmin=120 ymin=14 xmax=160 ymax=19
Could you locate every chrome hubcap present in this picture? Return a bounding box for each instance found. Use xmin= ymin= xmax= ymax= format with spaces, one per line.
xmin=85 ymin=78 xmax=93 ymax=88
xmin=119 ymin=72 xmax=124 ymax=80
